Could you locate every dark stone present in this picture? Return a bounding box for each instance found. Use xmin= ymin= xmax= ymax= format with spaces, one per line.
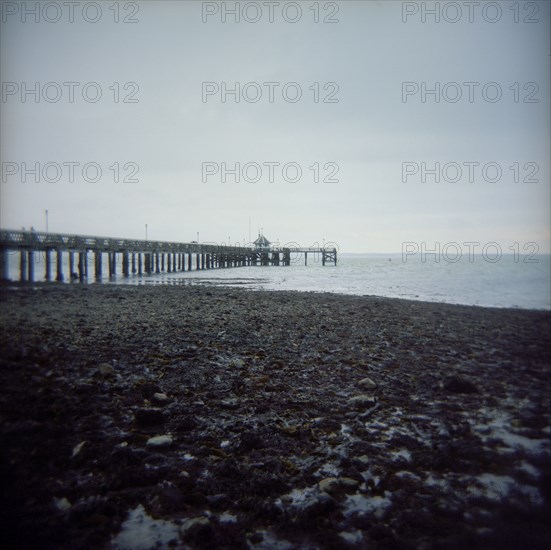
xmin=297 ymin=493 xmax=336 ymax=521
xmin=177 ymin=415 xmax=197 ymax=432
xmin=75 ymin=383 xmax=95 ymax=395
xmin=239 ymin=431 xmax=263 ymax=451
xmin=134 ymin=408 xmax=166 ymax=427
xmin=139 ymin=382 xmax=162 ymax=399
xmin=444 ymin=375 xmax=478 ymax=394
xmin=158 ymin=485 xmax=184 ymax=513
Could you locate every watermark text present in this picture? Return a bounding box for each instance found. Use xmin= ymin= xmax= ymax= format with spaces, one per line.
xmin=402 ymin=82 xmax=539 ymax=103
xmin=402 ymin=242 xmax=539 ymax=263
xmin=1 ymin=1 xmax=139 ymax=23
xmin=202 ymin=161 xmax=339 ymax=183
xmin=202 ymin=81 xmax=339 ymax=103
xmin=202 ymin=2 xmax=339 ymax=23
xmin=402 ymin=2 xmax=540 ymax=24
xmin=402 ymin=162 xmax=539 ymax=183
xmin=2 ymin=82 xmax=140 ymax=103
xmin=2 ymin=162 xmax=140 ymax=183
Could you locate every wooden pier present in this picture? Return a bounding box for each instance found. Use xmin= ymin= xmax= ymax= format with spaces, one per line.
xmin=0 ymin=229 xmax=337 ymax=282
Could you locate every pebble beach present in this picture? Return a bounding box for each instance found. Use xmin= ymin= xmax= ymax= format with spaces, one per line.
xmin=1 ymin=283 xmax=550 ymax=549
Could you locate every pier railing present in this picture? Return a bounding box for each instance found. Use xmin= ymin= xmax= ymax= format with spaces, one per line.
xmin=0 ymin=229 xmax=337 ymax=282
xmin=0 ymin=229 xmax=251 ymax=255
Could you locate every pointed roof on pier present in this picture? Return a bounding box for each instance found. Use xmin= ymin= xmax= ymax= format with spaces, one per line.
xmin=254 ymin=233 xmax=271 ymax=249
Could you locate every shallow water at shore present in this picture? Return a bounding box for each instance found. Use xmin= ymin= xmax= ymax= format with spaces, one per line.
xmin=124 ymin=253 xmax=551 ymax=311
xmin=5 ymin=252 xmax=551 ymax=310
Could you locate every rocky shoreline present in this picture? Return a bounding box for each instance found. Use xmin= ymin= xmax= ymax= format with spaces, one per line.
xmin=1 ymin=283 xmax=550 ymax=549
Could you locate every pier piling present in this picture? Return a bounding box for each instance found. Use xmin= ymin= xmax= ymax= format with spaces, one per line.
xmin=45 ymin=249 xmax=52 ymax=281
xmin=78 ymin=252 xmax=85 ymax=282
xmin=56 ymin=249 xmax=63 ymax=281
xmin=123 ymin=251 xmax=130 ymax=277
xmin=69 ymin=251 xmax=75 ymax=279
xmin=28 ymin=250 xmax=35 ymax=282
xmin=0 ymin=248 xmax=8 ymax=280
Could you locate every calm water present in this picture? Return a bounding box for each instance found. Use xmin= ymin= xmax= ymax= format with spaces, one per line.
xmin=6 ymin=251 xmax=550 ymax=310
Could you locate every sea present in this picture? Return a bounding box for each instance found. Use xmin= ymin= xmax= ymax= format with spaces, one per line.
xmin=5 ymin=251 xmax=551 ymax=311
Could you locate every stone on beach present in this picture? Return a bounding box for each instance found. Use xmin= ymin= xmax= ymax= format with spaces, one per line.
xmin=180 ymin=516 xmax=212 ymax=543
xmin=348 ymin=395 xmax=377 ymax=408
xmin=71 ymin=440 xmax=86 ymax=458
xmin=319 ymin=477 xmax=360 ymax=496
xmin=231 ymin=358 xmax=246 ymax=369
xmin=358 ymin=377 xmax=377 ymax=389
xmin=339 ymin=477 xmax=361 ymax=491
xmin=220 ymin=398 xmax=240 ymax=409
xmin=98 ymin=363 xmax=115 ymax=376
xmin=54 ymin=497 xmax=71 ymax=511
xmin=151 ymin=392 xmax=170 ymax=405
xmin=319 ymin=478 xmax=340 ymax=495
xmin=146 ymin=435 xmax=173 ymax=448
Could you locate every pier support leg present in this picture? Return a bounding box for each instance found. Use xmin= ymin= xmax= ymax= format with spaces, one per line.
xmin=56 ymin=248 xmax=63 ymax=281
xmin=45 ymin=249 xmax=52 ymax=281
xmin=95 ymin=251 xmax=102 ymax=279
xmin=78 ymin=251 xmax=85 ymax=282
xmin=28 ymin=250 xmax=35 ymax=282
xmin=188 ymin=253 xmax=192 ymax=271
xmin=69 ymin=251 xmax=75 ymax=279
xmin=161 ymin=253 xmax=165 ymax=272
xmin=155 ymin=253 xmax=160 ymax=274
xmin=305 ymin=252 xmax=308 ymax=266
xmin=167 ymin=253 xmax=172 ymax=273
xmin=131 ymin=253 xmax=136 ymax=274
xmin=20 ymin=250 xmax=27 ymax=282
xmin=0 ymin=248 xmax=9 ymax=280
xmin=123 ymin=251 xmax=130 ymax=277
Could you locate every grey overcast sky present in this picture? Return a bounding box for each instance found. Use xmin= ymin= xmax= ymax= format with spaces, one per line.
xmin=1 ymin=0 xmax=549 ymax=252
